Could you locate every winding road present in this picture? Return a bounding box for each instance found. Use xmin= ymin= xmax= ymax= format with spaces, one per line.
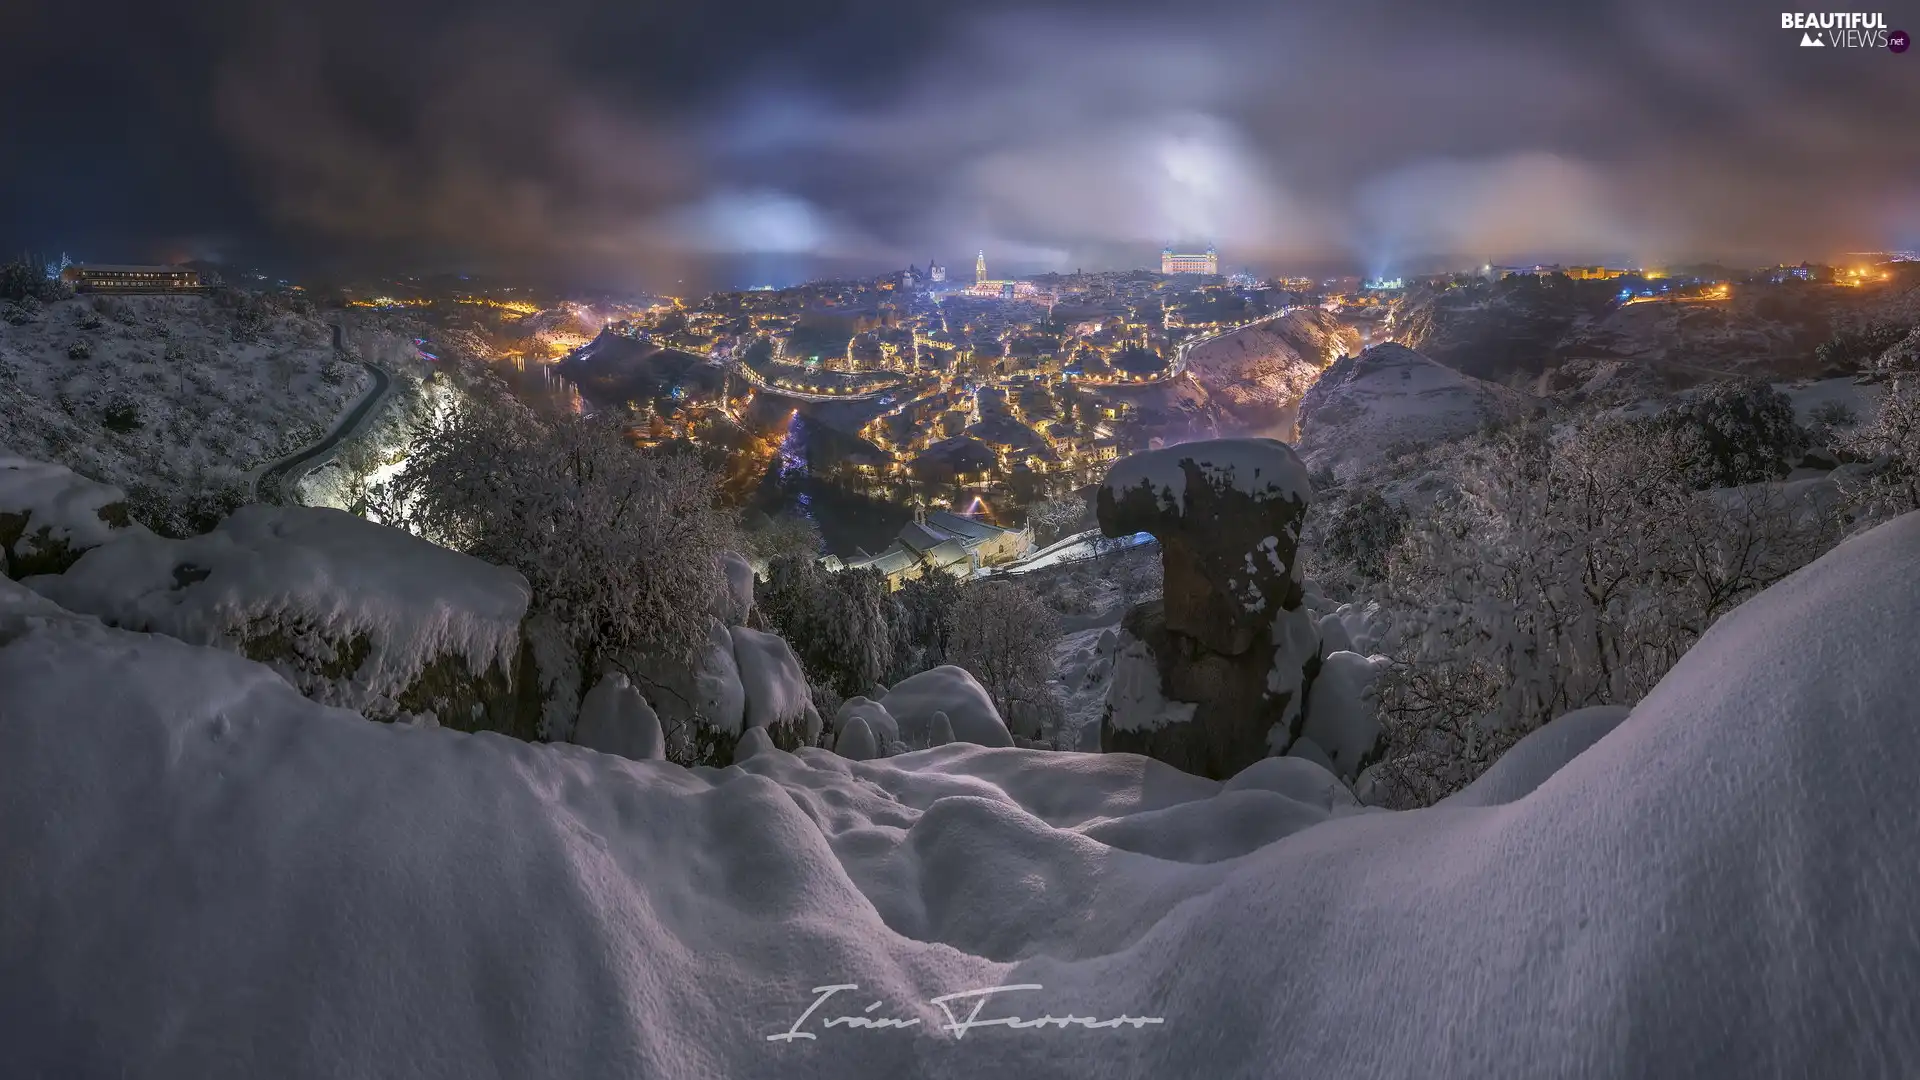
xmin=254 ymin=356 xmax=392 ymax=505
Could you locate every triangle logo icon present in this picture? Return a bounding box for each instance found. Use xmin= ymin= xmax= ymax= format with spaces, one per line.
xmin=1801 ymin=31 xmax=1824 ymax=45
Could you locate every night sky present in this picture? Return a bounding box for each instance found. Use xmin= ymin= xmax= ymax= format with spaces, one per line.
xmin=4 ymin=0 xmax=1917 ymax=289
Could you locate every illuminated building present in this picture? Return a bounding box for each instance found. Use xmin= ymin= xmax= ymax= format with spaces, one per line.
xmin=964 ymin=250 xmax=1042 ymax=299
xmin=63 ymin=263 xmax=203 ymax=293
xmin=1161 ymin=245 xmax=1219 ymax=275
xmin=929 ymin=261 xmax=945 ymax=283
xmin=976 ymin=250 xmax=988 ymax=284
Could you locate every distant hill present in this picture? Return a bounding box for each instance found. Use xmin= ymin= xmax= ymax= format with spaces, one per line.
xmin=1296 ymin=342 xmax=1539 ymax=478
xmin=557 ymin=331 xmax=724 ymax=409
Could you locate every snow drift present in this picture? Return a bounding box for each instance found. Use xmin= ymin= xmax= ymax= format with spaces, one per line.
xmin=5 ymin=512 xmax=1920 ymax=1077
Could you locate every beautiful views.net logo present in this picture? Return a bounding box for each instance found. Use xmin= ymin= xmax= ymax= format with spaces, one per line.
xmin=1780 ymin=11 xmax=1909 ymax=49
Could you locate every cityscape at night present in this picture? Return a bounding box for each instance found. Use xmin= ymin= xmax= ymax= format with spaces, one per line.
xmin=4 ymin=1 xmax=1920 ymax=1077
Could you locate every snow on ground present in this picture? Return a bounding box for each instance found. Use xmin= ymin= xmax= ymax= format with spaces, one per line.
xmin=6 ymin=512 xmax=1920 ymax=1077
xmin=989 ymin=527 xmax=1154 ymax=576
xmin=23 ymin=502 xmax=529 ymax=710
xmin=0 ymin=295 xmax=368 ymax=510
xmin=1773 ymin=375 xmax=1885 ymax=428
xmin=1296 ymin=342 xmax=1536 ymax=478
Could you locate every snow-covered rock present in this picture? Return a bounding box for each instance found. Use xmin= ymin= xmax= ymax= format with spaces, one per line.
xmin=24 ymin=502 xmax=537 ymax=734
xmin=882 ymin=665 xmax=1013 ymax=747
xmin=1296 ymin=650 xmax=1388 ymax=781
xmin=734 ymin=725 xmax=777 ymax=762
xmin=714 ymin=551 xmax=756 ymax=625
xmin=928 ymin=711 xmax=956 ymax=747
xmin=834 ymin=715 xmax=879 ymax=761
xmin=0 ymin=453 xmax=142 ymax=578
xmin=572 ymin=673 xmax=664 ymax=761
xmin=7 ymin=513 xmax=1920 ymax=1077
xmin=728 ymin=625 xmax=823 ymax=747
xmin=834 ymin=696 xmax=900 ymax=745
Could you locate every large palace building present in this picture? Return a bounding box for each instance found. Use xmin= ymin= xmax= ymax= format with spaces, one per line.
xmin=1161 ymin=245 xmax=1219 ymax=275
xmin=62 ymin=264 xmax=204 ymax=293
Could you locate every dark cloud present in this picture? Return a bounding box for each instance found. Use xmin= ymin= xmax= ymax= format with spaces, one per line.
xmin=3 ymin=0 xmax=1916 ymax=286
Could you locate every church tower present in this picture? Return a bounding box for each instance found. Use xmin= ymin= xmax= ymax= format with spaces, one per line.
xmin=976 ymin=250 xmax=987 ymax=284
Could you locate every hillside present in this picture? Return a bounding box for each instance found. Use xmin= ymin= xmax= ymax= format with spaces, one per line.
xmin=1296 ymin=342 xmax=1537 ymax=477
xmin=1183 ymin=309 xmax=1358 ymax=418
xmin=0 ymin=293 xmax=369 ymax=530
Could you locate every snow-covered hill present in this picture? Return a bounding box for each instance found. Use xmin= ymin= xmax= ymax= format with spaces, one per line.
xmin=0 ymin=294 xmax=368 ymax=529
xmin=1296 ymin=342 xmax=1537 ymax=478
xmin=5 ymin=505 xmax=1919 ymax=1077
xmin=1183 ymin=310 xmax=1356 ymax=417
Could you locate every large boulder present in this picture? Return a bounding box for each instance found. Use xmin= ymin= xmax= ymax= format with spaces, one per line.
xmin=1097 ymin=438 xmax=1324 ymax=779
xmin=573 ymin=673 xmax=665 ymax=761
xmin=882 ymin=666 xmax=1013 ymax=748
xmin=728 ymin=625 xmax=823 ymax=750
xmin=22 ymin=502 xmax=542 ymax=738
xmin=1097 ymin=437 xmax=1312 ymax=656
xmin=0 ymin=455 xmax=142 ymax=579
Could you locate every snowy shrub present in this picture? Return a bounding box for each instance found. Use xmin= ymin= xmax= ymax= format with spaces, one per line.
xmin=1837 ymin=375 xmax=1920 ymax=524
xmin=1655 ymin=380 xmax=1806 ymax=489
xmin=754 ymin=555 xmax=894 ymax=707
xmin=1808 ymin=400 xmax=1859 ymax=430
xmin=100 ymin=399 xmax=143 ymax=434
xmin=379 ymin=379 xmax=735 ymax=679
xmin=1025 ymin=494 xmax=1087 ymax=545
xmin=948 ymin=579 xmax=1063 ymax=738
xmin=66 ymin=341 xmax=91 ymax=361
xmin=125 ymin=469 xmax=252 ymax=538
xmin=0 ymin=258 xmax=70 ymax=303
xmin=885 ymin=570 xmax=965 ymax=681
xmin=737 ymin=513 xmax=822 ymax=563
xmin=1814 ymin=323 xmax=1910 ymax=370
xmin=1319 ymin=487 xmax=1407 ymax=583
xmin=1370 ymin=416 xmax=1840 ymax=806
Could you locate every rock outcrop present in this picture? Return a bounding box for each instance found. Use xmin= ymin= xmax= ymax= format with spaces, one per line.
xmin=1097 ymin=438 xmax=1326 ymax=779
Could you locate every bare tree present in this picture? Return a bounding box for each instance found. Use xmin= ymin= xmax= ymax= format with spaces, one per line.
xmin=948 ymin=580 xmax=1063 ymax=739
xmin=380 ymin=378 xmax=737 ymax=675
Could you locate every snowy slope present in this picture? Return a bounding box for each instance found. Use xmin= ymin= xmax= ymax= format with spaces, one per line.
xmin=6 ymin=513 xmax=1920 ymax=1077
xmin=1296 ymin=342 xmax=1535 ymax=478
xmin=0 ymin=294 xmax=368 ymax=516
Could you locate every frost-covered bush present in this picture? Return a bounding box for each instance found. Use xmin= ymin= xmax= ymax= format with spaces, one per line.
xmin=885 ymin=570 xmax=965 ymax=681
xmin=379 ymin=379 xmax=736 ymax=678
xmin=1837 ymin=376 xmax=1920 ymax=524
xmin=737 ymin=513 xmax=822 ymax=563
xmin=1369 ymin=416 xmax=1839 ymax=806
xmin=948 ymin=579 xmax=1062 ymax=738
xmin=755 ymin=555 xmax=893 ymax=705
xmin=66 ymin=341 xmax=91 ymax=361
xmin=125 ymin=469 xmax=252 ymax=539
xmin=1319 ymin=487 xmax=1407 ymax=583
xmin=1814 ymin=323 xmax=1910 ymax=370
xmin=1651 ymin=380 xmax=1806 ymax=490
xmin=1024 ymin=494 xmax=1087 ymax=545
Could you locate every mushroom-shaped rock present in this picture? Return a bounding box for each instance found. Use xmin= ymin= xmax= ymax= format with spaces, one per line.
xmin=928 ymin=710 xmax=956 ymax=747
xmin=734 ymin=725 xmax=776 ymax=762
xmin=572 ymin=673 xmax=664 ymax=761
xmin=1097 ymin=437 xmax=1313 ymax=657
xmin=835 ymin=715 xmax=879 ymax=761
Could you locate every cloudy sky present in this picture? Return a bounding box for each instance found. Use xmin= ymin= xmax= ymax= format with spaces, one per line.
xmin=3 ymin=0 xmax=1917 ymax=289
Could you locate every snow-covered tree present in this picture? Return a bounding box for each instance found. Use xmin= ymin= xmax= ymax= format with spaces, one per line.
xmin=1838 ymin=331 xmax=1920 ymax=523
xmin=1025 ymin=495 xmax=1087 ymax=545
xmin=379 ymin=377 xmax=736 ymax=676
xmin=1368 ymin=415 xmax=1839 ymax=806
xmin=755 ymin=555 xmax=893 ymax=708
xmin=948 ymin=579 xmax=1062 ymax=739
xmin=886 ymin=570 xmax=964 ymax=682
